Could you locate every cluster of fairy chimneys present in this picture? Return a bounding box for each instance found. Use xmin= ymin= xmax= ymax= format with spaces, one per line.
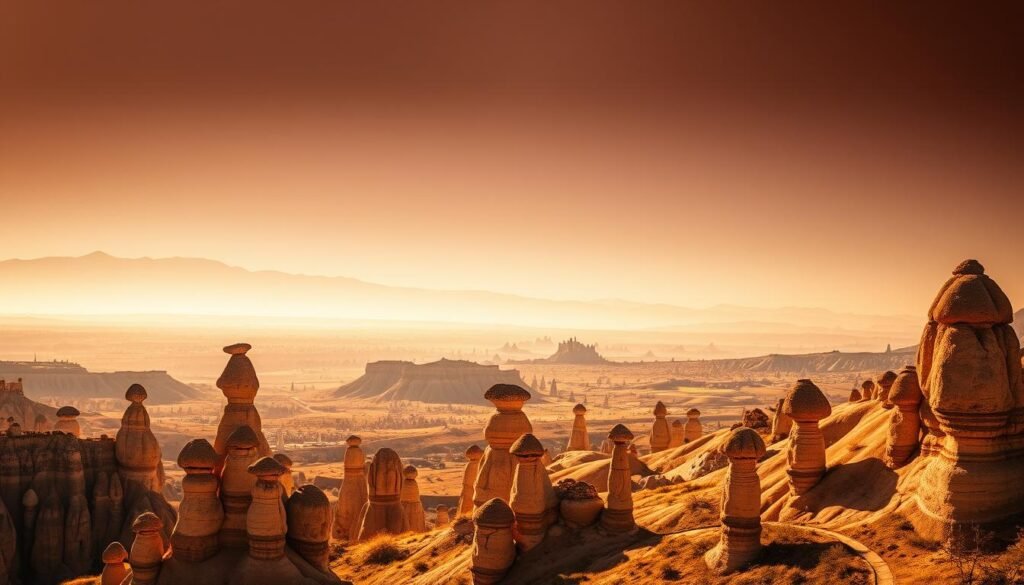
xmin=102 ymin=343 xmax=341 ymax=585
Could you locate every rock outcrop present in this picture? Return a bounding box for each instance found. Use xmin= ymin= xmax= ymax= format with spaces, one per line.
xmin=457 ymin=445 xmax=483 ymax=517
xmin=566 ymin=404 xmax=590 ymax=451
xmin=649 ymin=402 xmax=670 ymax=453
xmin=473 ymin=385 xmax=532 ymax=509
xmin=885 ymin=366 xmax=923 ymax=469
xmin=213 ymin=344 xmax=271 ymax=474
xmin=470 ymin=498 xmax=515 ymax=585
xmin=769 ymin=398 xmax=792 ymax=443
xmin=173 ymin=439 xmax=223 ymax=562
xmin=684 ymin=408 xmax=703 ymax=443
xmin=782 ymin=379 xmax=831 ymax=495
xmin=704 ymin=427 xmax=766 ymax=574
xmin=600 ymin=424 xmax=635 ymax=533
xmin=286 ymin=485 xmax=333 ymax=572
xmin=669 ymin=419 xmax=684 ymax=448
xmin=876 ymin=370 xmax=898 ymax=406
xmin=219 ymin=425 xmax=261 ymax=549
xmin=508 ymin=434 xmax=552 ymax=551
xmin=356 ymin=448 xmax=405 ymax=541
xmin=434 ymin=505 xmax=450 ymax=528
xmin=333 ymin=436 xmax=367 ymax=542
xmin=273 ymin=453 xmax=295 ymax=497
xmin=860 ymin=379 xmax=875 ymax=401
xmin=54 ymin=406 xmax=81 ymax=437
xmin=400 ymin=465 xmax=426 ymax=533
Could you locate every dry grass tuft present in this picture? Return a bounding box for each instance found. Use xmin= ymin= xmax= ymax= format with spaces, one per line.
xmin=361 ymin=535 xmax=409 ymax=566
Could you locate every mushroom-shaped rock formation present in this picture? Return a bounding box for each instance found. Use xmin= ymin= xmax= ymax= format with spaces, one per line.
xmin=434 ymin=504 xmax=450 ymax=528
xmin=286 ymin=484 xmax=333 ymax=571
xmin=101 ymin=541 xmax=129 ymax=585
xmin=219 ymin=424 xmax=261 ymax=549
xmin=173 ymin=438 xmax=223 ymax=562
xmin=849 ymin=387 xmax=861 ymax=402
xmin=400 ymin=465 xmax=427 ymax=533
xmin=876 ymin=370 xmax=898 ymax=406
xmin=213 ymin=343 xmax=271 ymax=473
xmin=649 ymin=401 xmax=670 ymax=453
xmin=914 ymin=260 xmax=1024 ymax=539
xmin=885 ymin=366 xmax=923 ymax=469
xmin=508 ymin=433 xmax=553 ymax=551
xmin=600 ymin=424 xmax=636 ymax=533
xmin=273 ymin=453 xmax=295 ymax=496
xmin=782 ymin=379 xmax=832 ymax=495
xmin=356 ymin=448 xmax=406 ymax=541
xmin=473 ymin=384 xmax=532 ymax=509
xmin=684 ymin=408 xmax=703 ymax=443
xmin=471 ymin=498 xmax=516 ymax=585
xmin=333 ymin=435 xmax=368 ymax=542
xmin=246 ymin=456 xmax=289 ymax=560
xmin=129 ymin=512 xmax=165 ymax=585
xmin=457 ymin=445 xmax=483 ymax=517
xmin=566 ymin=404 xmax=590 ymax=451
xmin=769 ymin=398 xmax=792 ymax=443
xmin=860 ymin=379 xmax=876 ymax=401
xmin=116 ymin=384 xmax=164 ymax=493
xmin=704 ymin=427 xmax=767 ymax=574
xmin=54 ymin=405 xmax=81 ymax=437
xmin=669 ymin=419 xmax=684 ymax=448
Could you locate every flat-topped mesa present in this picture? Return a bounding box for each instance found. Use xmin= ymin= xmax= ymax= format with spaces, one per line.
xmin=457 ymin=445 xmax=484 ymax=517
xmin=566 ymin=404 xmax=590 ymax=451
xmin=471 ymin=498 xmax=516 ymax=585
xmin=272 ymin=453 xmax=295 ymax=496
xmin=860 ymin=379 xmax=876 ymax=402
xmin=434 ymin=505 xmax=450 ymax=528
xmin=100 ymin=541 xmax=129 ymax=585
xmin=128 ymin=512 xmax=165 ymax=585
xmin=219 ymin=425 xmax=261 ymax=549
xmin=286 ymin=484 xmax=332 ymax=571
xmin=600 ymin=424 xmax=636 ymax=533
xmin=54 ymin=406 xmax=81 ymax=437
xmin=400 ymin=465 xmax=427 ymax=533
xmin=246 ymin=456 xmax=288 ymax=560
xmin=669 ymin=419 xmax=684 ymax=448
xmin=684 ymin=408 xmax=703 ymax=443
xmin=356 ymin=448 xmax=405 ymax=541
xmin=509 ymin=433 xmax=552 ymax=551
xmin=116 ymin=384 xmax=164 ymax=493
xmin=769 ymin=398 xmax=793 ymax=443
xmin=885 ymin=366 xmax=923 ymax=469
xmin=914 ymin=260 xmax=1024 ymax=540
xmin=876 ymin=370 xmax=898 ymax=407
xmin=705 ymin=427 xmax=767 ymax=574
xmin=649 ymin=401 xmax=670 ymax=453
xmin=333 ymin=435 xmax=368 ymax=541
xmin=782 ymin=379 xmax=831 ymax=495
xmin=473 ymin=384 xmax=532 ymax=509
xmin=173 ymin=439 xmax=223 ymax=562
xmin=213 ymin=343 xmax=271 ymax=473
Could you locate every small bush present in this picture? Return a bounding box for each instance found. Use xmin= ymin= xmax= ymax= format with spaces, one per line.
xmin=362 ymin=536 xmax=408 ymax=565
xmin=414 ymin=561 xmax=430 ymax=573
xmin=660 ymin=564 xmax=682 ymax=580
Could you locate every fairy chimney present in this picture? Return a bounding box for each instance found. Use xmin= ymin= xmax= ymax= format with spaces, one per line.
xmin=219 ymin=425 xmax=261 ymax=549
xmin=600 ymin=424 xmax=635 ymax=533
xmin=356 ymin=448 xmax=405 ymax=541
xmin=471 ymin=498 xmax=516 ymax=585
xmin=457 ymin=445 xmax=483 ymax=516
xmin=914 ymin=260 xmax=1024 ymax=539
xmin=473 ymin=384 xmax=532 ymax=508
xmin=286 ymin=484 xmax=333 ymax=571
xmin=400 ymin=465 xmax=427 ymax=533
xmin=116 ymin=384 xmax=164 ymax=492
xmin=435 ymin=504 xmax=450 ymax=528
xmin=273 ymin=453 xmax=295 ymax=496
xmin=649 ymin=402 xmax=670 ymax=453
xmin=101 ymin=541 xmax=129 ymax=585
xmin=246 ymin=456 xmax=288 ymax=560
xmin=885 ymin=366 xmax=923 ymax=469
xmin=876 ymin=370 xmax=898 ymax=406
xmin=54 ymin=406 xmax=81 ymax=437
xmin=669 ymin=419 xmax=685 ymax=448
xmin=129 ymin=512 xmax=165 ymax=585
xmin=213 ymin=343 xmax=271 ymax=473
xmin=782 ymin=379 xmax=831 ymax=495
xmin=173 ymin=438 xmax=223 ymax=562
xmin=849 ymin=387 xmax=861 ymax=402
xmin=704 ymin=427 xmax=767 ymax=574
xmin=566 ymin=404 xmax=590 ymax=451
xmin=769 ymin=398 xmax=792 ymax=443
xmin=684 ymin=408 xmax=703 ymax=443
xmin=333 ymin=435 xmax=368 ymax=541
xmin=509 ymin=433 xmax=552 ymax=551
xmin=860 ymin=379 xmax=875 ymax=401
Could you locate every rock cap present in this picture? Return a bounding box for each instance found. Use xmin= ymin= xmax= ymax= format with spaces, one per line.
xmin=102 ymin=541 xmax=128 ymax=563
xmin=177 ymin=438 xmax=217 ymax=470
xmin=465 ymin=444 xmax=483 ymax=459
xmin=346 ymin=435 xmax=362 ymax=446
xmin=509 ymin=433 xmax=544 ymax=457
xmin=654 ymin=401 xmax=668 ymax=416
xmin=223 ymin=343 xmax=252 ymax=355
xmin=608 ymin=424 xmax=634 ymax=443
xmin=226 ymin=425 xmax=260 ymax=449
xmin=782 ymin=379 xmax=832 ymax=420
xmin=723 ymin=427 xmax=767 ymax=459
xmin=132 ymin=512 xmax=164 ymax=533
xmin=125 ymin=383 xmax=148 ymax=403
xmin=56 ymin=406 xmax=80 ymax=417
xmin=473 ymin=498 xmax=515 ymax=526
xmin=273 ymin=453 xmax=293 ymax=468
xmin=248 ymin=456 xmax=287 ymax=477
xmin=573 ymin=403 xmax=587 ymax=415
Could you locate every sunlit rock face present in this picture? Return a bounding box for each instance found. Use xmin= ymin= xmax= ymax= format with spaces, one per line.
xmin=400 ymin=465 xmax=426 ymax=533
xmin=471 ymin=498 xmax=515 ymax=585
xmin=333 ymin=435 xmax=368 ymax=542
xmin=356 ymin=448 xmax=406 ymax=541
xmin=566 ymin=404 xmax=590 ymax=451
xmin=782 ymin=379 xmax=831 ymax=496
xmin=684 ymin=408 xmax=703 ymax=443
xmin=600 ymin=424 xmax=635 ymax=533
xmin=473 ymin=384 xmax=532 ymax=509
xmin=213 ymin=344 xmax=271 ymax=474
xmin=508 ymin=433 xmax=551 ymax=551
xmin=457 ymin=445 xmax=483 ymax=517
xmin=649 ymin=402 xmax=670 ymax=453
xmin=705 ymin=427 xmax=766 ymax=574
xmin=914 ymin=260 xmax=1024 ymax=540
xmin=885 ymin=366 xmax=923 ymax=469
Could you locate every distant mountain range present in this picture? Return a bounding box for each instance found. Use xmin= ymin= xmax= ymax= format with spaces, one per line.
xmin=0 ymin=252 xmax=922 ymax=335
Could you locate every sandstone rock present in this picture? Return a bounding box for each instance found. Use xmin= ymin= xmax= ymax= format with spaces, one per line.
xmin=684 ymin=408 xmax=703 ymax=443
xmin=769 ymin=398 xmax=792 ymax=443
xmin=669 ymin=419 xmax=684 ymax=448
xmin=434 ymin=505 xmax=450 ymax=528
xmin=849 ymin=387 xmax=861 ymax=402
xmin=885 ymin=366 xmax=923 ymax=469
xmin=213 ymin=344 xmax=271 ymax=474
xmin=356 ymin=448 xmax=405 ymax=541
xmin=273 ymin=453 xmax=295 ymax=496
xmin=55 ymin=406 xmax=82 ymax=437
xmin=704 ymin=427 xmax=766 ymax=574
xmin=473 ymin=385 xmax=532 ymax=509
xmin=600 ymin=424 xmax=635 ymax=533
xmin=566 ymin=404 xmax=590 ymax=451
xmin=508 ymin=434 xmax=551 ymax=551
xmin=173 ymin=438 xmax=223 ymax=562
xmin=860 ymin=379 xmax=875 ymax=401
xmin=649 ymin=402 xmax=670 ymax=453
xmin=220 ymin=425 xmax=260 ymax=549
xmin=129 ymin=512 xmax=165 ymax=585
xmin=116 ymin=384 xmax=163 ymax=493
xmin=400 ymin=465 xmax=426 ymax=533
xmin=333 ymin=435 xmax=368 ymax=542
xmin=876 ymin=370 xmax=898 ymax=406
xmin=471 ymin=498 xmax=515 ymax=585
xmin=100 ymin=541 xmax=129 ymax=585
xmin=286 ymin=484 xmax=332 ymax=571
xmin=246 ymin=456 xmax=288 ymax=560
xmin=457 ymin=445 xmax=483 ymax=517
xmin=782 ymin=379 xmax=831 ymax=495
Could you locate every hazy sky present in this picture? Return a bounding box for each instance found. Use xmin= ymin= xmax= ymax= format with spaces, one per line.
xmin=2 ymin=2 xmax=1022 ymax=316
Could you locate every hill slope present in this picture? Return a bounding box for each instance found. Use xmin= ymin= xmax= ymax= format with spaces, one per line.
xmin=0 ymin=360 xmax=199 ymax=404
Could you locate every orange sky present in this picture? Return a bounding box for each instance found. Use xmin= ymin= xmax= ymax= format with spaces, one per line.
xmin=1 ymin=2 xmax=1022 ymax=316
